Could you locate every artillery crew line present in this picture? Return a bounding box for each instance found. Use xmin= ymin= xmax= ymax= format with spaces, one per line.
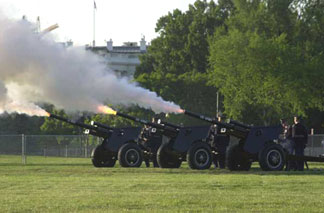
xmin=47 ymin=108 xmax=324 ymax=171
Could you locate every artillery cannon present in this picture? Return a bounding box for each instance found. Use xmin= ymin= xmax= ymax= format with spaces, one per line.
xmin=49 ymin=114 xmax=113 ymax=138
xmin=116 ymin=112 xmax=213 ymax=170
xmin=137 ymin=119 xmax=181 ymax=167
xmin=157 ymin=119 xmax=182 ymax=130
xmin=114 ymin=112 xmax=177 ymax=167
xmin=183 ymin=110 xmax=284 ymax=171
xmin=48 ymin=113 xmax=142 ymax=168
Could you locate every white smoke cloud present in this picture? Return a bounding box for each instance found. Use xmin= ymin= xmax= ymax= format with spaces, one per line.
xmin=0 ymin=14 xmax=182 ymax=115
xmin=0 ymin=80 xmax=8 ymax=109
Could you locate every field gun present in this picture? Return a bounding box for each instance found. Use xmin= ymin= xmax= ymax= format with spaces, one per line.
xmin=116 ymin=111 xmax=213 ymax=170
xmin=183 ymin=110 xmax=284 ymax=171
xmin=115 ymin=112 xmax=179 ymax=138
xmin=48 ymin=113 xmax=142 ymax=168
xmin=90 ymin=121 xmax=114 ymax=131
xmin=157 ymin=119 xmax=182 ymax=130
xmin=113 ymin=112 xmax=178 ymax=168
xmin=49 ymin=114 xmax=112 ymax=138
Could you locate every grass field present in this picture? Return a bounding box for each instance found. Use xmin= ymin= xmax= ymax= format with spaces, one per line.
xmin=1 ymin=155 xmax=324 ymax=212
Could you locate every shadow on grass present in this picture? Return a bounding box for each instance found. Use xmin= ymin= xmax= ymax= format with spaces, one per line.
xmin=0 ymin=163 xmax=323 ymax=176
xmin=88 ymin=166 xmax=324 ymax=176
xmin=237 ymin=167 xmax=324 ymax=176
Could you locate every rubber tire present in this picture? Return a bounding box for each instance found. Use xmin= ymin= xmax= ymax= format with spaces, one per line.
xmin=118 ymin=143 xmax=143 ymax=167
xmin=226 ymin=144 xmax=252 ymax=171
xmin=91 ymin=145 xmax=116 ymax=167
xmin=157 ymin=143 xmax=182 ymax=168
xmin=258 ymin=143 xmax=286 ymax=171
xmin=187 ymin=142 xmax=212 ymax=170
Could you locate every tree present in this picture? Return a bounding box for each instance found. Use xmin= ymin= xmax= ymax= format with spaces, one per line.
xmin=88 ymin=106 xmax=155 ymax=128
xmin=0 ymin=112 xmax=44 ymax=134
xmin=135 ymin=0 xmax=234 ymax=124
xmin=208 ymin=0 xmax=324 ymax=126
xmin=41 ymin=109 xmax=77 ymax=135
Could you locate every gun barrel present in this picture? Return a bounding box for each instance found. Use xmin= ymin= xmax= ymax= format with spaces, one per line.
xmin=116 ymin=112 xmax=155 ymax=126
xmin=49 ymin=113 xmax=112 ymax=138
xmin=183 ymin=110 xmax=220 ymax=124
xmin=159 ymin=120 xmax=181 ymax=130
xmin=49 ymin=114 xmax=95 ymax=130
xmin=183 ymin=110 xmax=249 ymax=137
xmin=228 ymin=119 xmax=251 ymax=130
xmin=49 ymin=113 xmax=69 ymax=123
xmin=116 ymin=112 xmax=178 ymax=134
xmin=90 ymin=121 xmax=113 ymax=130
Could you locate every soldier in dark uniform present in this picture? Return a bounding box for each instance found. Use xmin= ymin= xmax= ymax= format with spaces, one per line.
xmin=280 ymin=119 xmax=294 ymax=170
xmin=140 ymin=117 xmax=161 ymax=167
xmin=140 ymin=124 xmax=151 ymax=167
xmin=148 ymin=117 xmax=161 ymax=167
xmin=292 ymin=116 xmax=308 ymax=171
xmin=208 ymin=124 xmax=218 ymax=168
xmin=210 ymin=115 xmax=230 ymax=169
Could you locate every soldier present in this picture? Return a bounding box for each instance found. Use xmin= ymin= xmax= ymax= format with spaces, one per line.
xmin=210 ymin=115 xmax=230 ymax=169
xmin=208 ymin=124 xmax=218 ymax=168
xmin=148 ymin=117 xmax=161 ymax=167
xmin=280 ymin=119 xmax=294 ymax=170
xmin=140 ymin=117 xmax=161 ymax=167
xmin=292 ymin=116 xmax=308 ymax=171
xmin=280 ymin=119 xmax=293 ymax=151
xmin=140 ymin=124 xmax=151 ymax=167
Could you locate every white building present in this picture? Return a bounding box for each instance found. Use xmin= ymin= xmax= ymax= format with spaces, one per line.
xmin=88 ymin=37 xmax=147 ymax=76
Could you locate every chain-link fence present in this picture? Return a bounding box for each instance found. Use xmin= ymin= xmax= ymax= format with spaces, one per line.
xmin=25 ymin=135 xmax=102 ymax=158
xmin=0 ymin=134 xmax=324 ymax=164
xmin=305 ymin=134 xmax=324 ymax=157
xmin=0 ymin=135 xmax=23 ymax=155
xmin=0 ymin=134 xmax=102 ymax=164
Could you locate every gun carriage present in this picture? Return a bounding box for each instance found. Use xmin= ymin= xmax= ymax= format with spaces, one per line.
xmin=183 ymin=110 xmax=285 ymax=171
xmin=48 ymin=114 xmax=142 ymax=168
xmin=115 ymin=112 xmax=213 ymax=170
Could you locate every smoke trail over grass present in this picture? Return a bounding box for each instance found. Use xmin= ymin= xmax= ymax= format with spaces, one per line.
xmin=0 ymin=14 xmax=182 ymax=116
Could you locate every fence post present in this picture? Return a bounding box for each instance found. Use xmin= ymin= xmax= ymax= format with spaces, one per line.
xmin=22 ymin=134 xmax=26 ymax=165
xmin=310 ymin=129 xmax=314 ymax=156
xmin=84 ymin=135 xmax=88 ymax=158
xmin=65 ymin=144 xmax=68 ymax=158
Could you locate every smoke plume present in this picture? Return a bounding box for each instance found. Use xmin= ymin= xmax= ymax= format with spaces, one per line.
xmin=0 ymin=14 xmax=182 ymax=116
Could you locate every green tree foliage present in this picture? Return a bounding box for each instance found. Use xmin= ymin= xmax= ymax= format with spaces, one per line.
xmin=208 ymin=0 xmax=324 ymax=127
xmin=135 ymin=0 xmax=234 ymax=124
xmin=88 ymin=106 xmax=155 ymax=128
xmin=41 ymin=109 xmax=78 ymax=135
xmin=0 ymin=112 xmax=44 ymax=134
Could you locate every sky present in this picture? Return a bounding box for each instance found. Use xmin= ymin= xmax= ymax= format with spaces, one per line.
xmin=0 ymin=0 xmax=197 ymax=46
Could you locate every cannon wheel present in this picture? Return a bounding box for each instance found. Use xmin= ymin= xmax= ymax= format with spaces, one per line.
xmin=227 ymin=143 xmax=252 ymax=171
xmin=118 ymin=143 xmax=143 ymax=167
xmin=258 ymin=143 xmax=286 ymax=171
xmin=157 ymin=143 xmax=182 ymax=168
xmin=187 ymin=142 xmax=212 ymax=170
xmin=91 ymin=145 xmax=116 ymax=168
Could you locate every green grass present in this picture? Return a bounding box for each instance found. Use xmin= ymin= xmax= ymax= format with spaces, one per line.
xmin=1 ymin=155 xmax=324 ymax=212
